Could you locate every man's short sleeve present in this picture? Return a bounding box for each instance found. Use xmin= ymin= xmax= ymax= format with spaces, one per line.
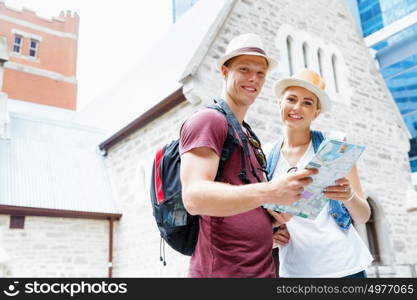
xmin=179 ymin=109 xmax=227 ymax=157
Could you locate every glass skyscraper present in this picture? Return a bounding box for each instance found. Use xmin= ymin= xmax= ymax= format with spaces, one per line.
xmin=355 ymin=0 xmax=417 ymax=172
xmin=358 ymin=0 xmax=417 ymax=36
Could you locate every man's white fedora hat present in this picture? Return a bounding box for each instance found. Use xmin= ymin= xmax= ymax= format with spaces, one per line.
xmin=217 ymin=33 xmax=277 ymax=70
xmin=274 ymin=69 xmax=332 ymax=113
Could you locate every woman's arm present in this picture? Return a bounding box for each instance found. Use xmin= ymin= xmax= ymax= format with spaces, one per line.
xmin=323 ymin=166 xmax=371 ymax=224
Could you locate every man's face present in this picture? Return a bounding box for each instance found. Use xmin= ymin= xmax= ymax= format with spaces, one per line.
xmin=221 ymin=55 xmax=268 ymax=106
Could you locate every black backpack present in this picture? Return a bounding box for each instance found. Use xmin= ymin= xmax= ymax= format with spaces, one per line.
xmin=150 ymin=99 xmax=264 ymax=264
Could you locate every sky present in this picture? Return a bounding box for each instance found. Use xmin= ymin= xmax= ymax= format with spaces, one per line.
xmin=4 ymin=0 xmax=174 ymax=110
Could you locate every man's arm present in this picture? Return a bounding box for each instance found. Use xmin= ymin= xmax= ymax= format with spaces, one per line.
xmin=180 ymin=147 xmax=317 ymax=217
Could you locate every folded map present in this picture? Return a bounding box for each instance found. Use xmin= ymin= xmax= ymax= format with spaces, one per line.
xmin=264 ymin=139 xmax=366 ymax=219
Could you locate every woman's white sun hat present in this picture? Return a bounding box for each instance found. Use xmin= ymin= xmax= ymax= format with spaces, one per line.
xmin=274 ymin=69 xmax=332 ymax=113
xmin=217 ymin=33 xmax=277 ymax=70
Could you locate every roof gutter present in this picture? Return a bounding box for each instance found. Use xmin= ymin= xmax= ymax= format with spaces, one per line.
xmin=98 ymin=87 xmax=186 ymax=155
xmin=108 ymin=217 xmax=114 ymax=278
xmin=0 ymin=205 xmax=122 ymax=220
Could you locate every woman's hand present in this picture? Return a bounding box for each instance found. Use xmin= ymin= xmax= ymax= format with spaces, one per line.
xmin=323 ymin=177 xmax=355 ymax=203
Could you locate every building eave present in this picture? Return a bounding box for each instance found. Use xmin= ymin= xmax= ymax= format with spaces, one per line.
xmin=98 ymin=87 xmax=186 ymax=154
xmin=0 ymin=205 xmax=122 ymax=220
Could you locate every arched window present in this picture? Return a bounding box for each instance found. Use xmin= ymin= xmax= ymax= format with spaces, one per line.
xmin=332 ymin=54 xmax=339 ymax=93
xmin=286 ymin=36 xmax=294 ymax=76
xmin=302 ymin=42 xmax=309 ymax=68
xmin=317 ymin=48 xmax=324 ymax=77
xmin=275 ymin=25 xmax=351 ymax=106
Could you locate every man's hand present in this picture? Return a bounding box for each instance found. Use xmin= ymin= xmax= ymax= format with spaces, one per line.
xmin=266 ymin=168 xmax=318 ymax=206
xmin=273 ymin=224 xmax=290 ymax=246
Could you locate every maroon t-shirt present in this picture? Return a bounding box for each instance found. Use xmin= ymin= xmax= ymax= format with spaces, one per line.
xmin=179 ymin=108 xmax=275 ymax=278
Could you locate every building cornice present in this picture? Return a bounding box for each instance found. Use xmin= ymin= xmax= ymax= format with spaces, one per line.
xmin=0 ymin=14 xmax=78 ymax=39
xmin=0 ymin=204 xmax=122 ymax=220
xmin=5 ymin=61 xmax=77 ymax=84
xmin=98 ymin=87 xmax=185 ymax=154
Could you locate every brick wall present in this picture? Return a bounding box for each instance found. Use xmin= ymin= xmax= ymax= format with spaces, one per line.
xmin=0 ymin=2 xmax=78 ymax=109
xmin=3 ymin=68 xmax=77 ymax=109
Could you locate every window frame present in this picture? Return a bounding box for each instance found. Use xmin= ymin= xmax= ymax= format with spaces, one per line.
xmin=317 ymin=48 xmax=324 ymax=77
xmin=302 ymin=42 xmax=309 ymax=69
xmin=10 ymin=215 xmax=25 ymax=229
xmin=286 ymin=35 xmax=294 ymax=76
xmin=331 ymin=54 xmax=339 ymax=93
xmin=13 ymin=34 xmax=23 ymax=55
xmin=29 ymin=38 xmax=39 ymax=58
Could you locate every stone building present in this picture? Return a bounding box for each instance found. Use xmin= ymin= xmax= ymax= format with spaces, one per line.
xmin=82 ymin=0 xmax=416 ymax=277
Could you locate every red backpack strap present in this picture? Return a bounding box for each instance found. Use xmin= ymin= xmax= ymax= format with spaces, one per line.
xmin=154 ymin=147 xmax=165 ymax=205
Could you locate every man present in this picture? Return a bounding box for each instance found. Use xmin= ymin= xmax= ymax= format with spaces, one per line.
xmin=179 ymin=33 xmax=317 ymax=277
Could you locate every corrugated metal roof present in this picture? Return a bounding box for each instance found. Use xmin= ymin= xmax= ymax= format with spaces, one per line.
xmin=0 ymin=99 xmax=120 ymax=215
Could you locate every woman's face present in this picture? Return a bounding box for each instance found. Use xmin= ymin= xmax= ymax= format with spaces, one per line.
xmin=279 ymin=86 xmax=321 ymax=129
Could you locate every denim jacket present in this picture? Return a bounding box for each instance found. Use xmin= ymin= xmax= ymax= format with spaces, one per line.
xmin=266 ymin=130 xmax=352 ymax=232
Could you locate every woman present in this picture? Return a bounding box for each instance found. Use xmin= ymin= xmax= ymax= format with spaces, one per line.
xmin=266 ymin=69 xmax=373 ymax=278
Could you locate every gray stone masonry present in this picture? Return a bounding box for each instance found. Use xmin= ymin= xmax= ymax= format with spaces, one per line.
xmin=0 ymin=215 xmax=109 ymax=277
xmin=106 ymin=0 xmax=416 ymax=277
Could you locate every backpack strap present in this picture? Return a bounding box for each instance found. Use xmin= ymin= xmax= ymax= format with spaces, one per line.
xmin=311 ymin=130 xmax=325 ymax=152
xmin=267 ymin=130 xmax=323 ymax=179
xmin=268 ymin=132 xmax=320 ymax=179
xmin=208 ymin=99 xmax=262 ymax=183
xmin=214 ymin=98 xmax=251 ymax=157
xmin=266 ymin=135 xmax=284 ymax=181
xmin=214 ymin=112 xmax=238 ymax=182
xmin=215 ymin=98 xmax=265 ymax=183
xmin=207 ymin=103 xmax=247 ymax=183
xmin=243 ymin=121 xmax=268 ymax=181
xmin=311 ymin=130 xmax=346 ymax=150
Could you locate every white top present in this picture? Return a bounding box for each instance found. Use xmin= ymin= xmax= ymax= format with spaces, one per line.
xmin=268 ymin=138 xmax=374 ymax=277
